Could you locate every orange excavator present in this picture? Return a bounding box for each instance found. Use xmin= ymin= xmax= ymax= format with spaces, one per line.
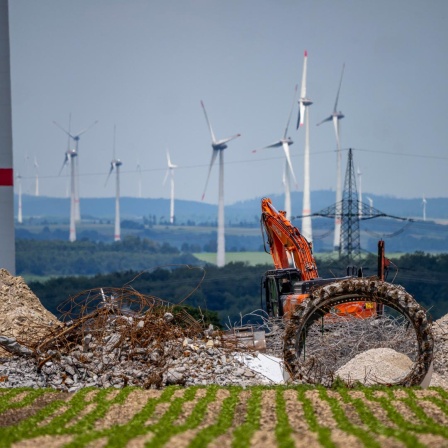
xmin=260 ymin=197 xmax=376 ymax=318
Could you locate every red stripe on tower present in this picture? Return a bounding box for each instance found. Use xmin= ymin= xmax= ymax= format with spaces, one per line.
xmin=0 ymin=168 xmax=13 ymax=186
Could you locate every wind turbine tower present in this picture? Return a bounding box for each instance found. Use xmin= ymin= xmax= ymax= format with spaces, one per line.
xmin=0 ymin=0 xmax=15 ymax=274
xmin=136 ymin=159 xmax=142 ymax=198
xmin=34 ymin=156 xmax=39 ymax=196
xmin=201 ymin=101 xmax=241 ymax=268
xmin=422 ymin=195 xmax=427 ymax=221
xmin=297 ymin=50 xmax=313 ymax=242
xmin=317 ymin=64 xmax=345 ymax=251
xmin=106 ymin=126 xmax=122 ymax=242
xmin=53 ymin=117 xmax=98 ymax=222
xmin=59 ymin=149 xmax=77 ymax=242
xmin=367 ymin=196 xmax=373 ymax=217
xmin=16 ymin=171 xmax=22 ymax=224
xmin=163 ymin=150 xmax=177 ymax=224
xmin=253 ymin=86 xmax=298 ymax=218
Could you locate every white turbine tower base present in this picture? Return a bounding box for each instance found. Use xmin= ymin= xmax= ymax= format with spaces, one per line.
xmin=422 ymin=195 xmax=427 ymax=222
xmin=298 ymin=50 xmax=313 ymax=242
xmin=105 ymin=126 xmax=122 ymax=242
xmin=17 ymin=172 xmax=22 ymax=224
xmin=59 ymin=149 xmax=78 ymax=242
xmin=34 ymin=156 xmax=39 ymax=196
xmin=163 ymin=151 xmax=177 ymax=224
xmin=0 ymin=0 xmax=16 ymax=274
xmin=317 ymin=63 xmax=345 ymax=251
xmin=201 ymin=100 xmax=241 ymax=268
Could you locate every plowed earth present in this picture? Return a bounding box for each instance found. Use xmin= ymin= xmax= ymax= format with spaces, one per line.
xmin=1 ymin=386 xmax=448 ymax=448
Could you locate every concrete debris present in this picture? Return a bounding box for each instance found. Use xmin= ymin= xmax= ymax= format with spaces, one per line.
xmin=0 ymin=269 xmax=447 ymax=390
xmin=0 ymin=269 xmax=61 ymax=357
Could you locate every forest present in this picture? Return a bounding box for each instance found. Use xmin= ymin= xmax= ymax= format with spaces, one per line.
xmin=26 ymin=248 xmax=448 ymax=326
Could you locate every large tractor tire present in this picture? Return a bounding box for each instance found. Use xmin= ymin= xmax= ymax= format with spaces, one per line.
xmin=283 ymin=277 xmax=434 ymax=386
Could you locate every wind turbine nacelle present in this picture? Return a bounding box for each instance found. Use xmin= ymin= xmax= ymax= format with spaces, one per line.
xmin=335 ymin=111 xmax=345 ymax=120
xmin=68 ymin=149 xmax=78 ymax=157
xmin=212 ymin=143 xmax=227 ymax=151
xmin=301 ymin=98 xmax=313 ymax=106
xmin=114 ymin=159 xmax=123 ymax=167
xmin=281 ymin=137 xmax=294 ymax=145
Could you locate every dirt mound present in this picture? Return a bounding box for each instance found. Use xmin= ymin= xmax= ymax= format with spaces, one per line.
xmin=0 ymin=269 xmax=60 ymax=356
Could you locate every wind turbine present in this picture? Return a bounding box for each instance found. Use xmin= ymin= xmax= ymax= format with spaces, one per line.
xmin=367 ymin=196 xmax=373 ymax=217
xmin=422 ymin=195 xmax=427 ymax=221
xmin=201 ymin=100 xmax=241 ymax=268
xmin=357 ymin=166 xmax=362 ymax=217
xmin=53 ymin=116 xmax=98 ymax=222
xmin=59 ymin=148 xmax=77 ymax=242
xmin=16 ymin=171 xmax=22 ymax=224
xmin=317 ymin=63 xmax=345 ymax=251
xmin=253 ymin=85 xmax=298 ymax=218
xmin=34 ymin=156 xmax=39 ymax=196
xmin=105 ymin=126 xmax=122 ymax=242
xmin=136 ymin=159 xmax=142 ymax=198
xmin=163 ymin=150 xmax=177 ymax=224
xmin=297 ymin=50 xmax=313 ymax=242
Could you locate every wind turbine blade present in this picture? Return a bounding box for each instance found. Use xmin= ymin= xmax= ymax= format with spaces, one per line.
xmin=76 ymin=120 xmax=99 ymax=138
xmin=201 ymin=150 xmax=218 ymax=200
xmin=282 ymin=141 xmax=298 ymax=187
xmin=333 ymin=63 xmax=345 ymax=113
xmin=58 ymin=154 xmax=69 ymax=175
xmin=216 ymin=133 xmax=241 ymax=146
xmin=333 ymin=116 xmax=340 ymax=148
xmin=201 ymin=101 xmax=217 ymax=144
xmin=283 ymin=84 xmax=298 ymax=139
xmin=53 ymin=121 xmax=73 ymax=139
xmin=163 ymin=168 xmax=169 ymax=185
xmin=316 ymin=115 xmax=333 ymax=126
xmin=251 ymin=140 xmax=282 ymax=153
xmin=300 ymin=50 xmax=308 ymax=99
xmin=297 ymin=50 xmax=308 ymax=129
xmin=105 ymin=163 xmax=114 ymax=187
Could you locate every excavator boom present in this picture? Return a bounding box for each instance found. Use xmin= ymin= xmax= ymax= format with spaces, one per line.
xmin=261 ymin=198 xmax=318 ymax=280
xmin=261 ymin=197 xmax=375 ymax=319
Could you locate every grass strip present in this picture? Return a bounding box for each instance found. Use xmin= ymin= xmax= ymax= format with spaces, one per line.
xmin=187 ymin=387 xmax=241 ymax=447
xmin=65 ymin=386 xmax=176 ymax=448
xmin=362 ymin=387 xmax=425 ymax=447
xmin=135 ymin=385 xmax=219 ymax=448
xmin=0 ymin=387 xmax=50 ymax=414
xmin=296 ymin=386 xmax=335 ymax=448
xmin=321 ymin=388 xmax=380 ymax=448
xmin=400 ymin=389 xmax=448 ymax=438
xmin=274 ymin=387 xmax=295 ymax=448
xmin=103 ymin=386 xmax=196 ymax=448
xmin=232 ymin=387 xmax=263 ymax=448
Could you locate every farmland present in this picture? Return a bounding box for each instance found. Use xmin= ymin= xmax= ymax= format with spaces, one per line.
xmin=1 ymin=385 xmax=448 ymax=447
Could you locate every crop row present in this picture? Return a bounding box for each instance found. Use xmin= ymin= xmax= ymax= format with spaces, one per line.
xmin=0 ymin=385 xmax=448 ymax=447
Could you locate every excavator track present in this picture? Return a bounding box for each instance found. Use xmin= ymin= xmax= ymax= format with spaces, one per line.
xmin=283 ymin=277 xmax=434 ymax=386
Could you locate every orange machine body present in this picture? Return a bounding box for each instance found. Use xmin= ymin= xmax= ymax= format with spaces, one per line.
xmin=261 ymin=197 xmax=375 ymax=318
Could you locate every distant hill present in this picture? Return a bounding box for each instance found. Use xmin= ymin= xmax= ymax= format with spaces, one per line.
xmin=14 ymin=191 xmax=448 ymax=223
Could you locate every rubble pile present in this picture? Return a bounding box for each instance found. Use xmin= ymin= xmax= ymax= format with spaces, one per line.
xmin=0 ymin=269 xmax=61 ymax=357
xmin=0 ymin=274 xmax=273 ymax=390
xmin=0 ymin=269 xmax=447 ymax=390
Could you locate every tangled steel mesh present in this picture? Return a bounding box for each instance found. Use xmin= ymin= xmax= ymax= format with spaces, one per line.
xmin=19 ymin=286 xmax=211 ymax=388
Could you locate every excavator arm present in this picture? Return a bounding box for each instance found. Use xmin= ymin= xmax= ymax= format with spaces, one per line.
xmin=261 ymin=197 xmax=376 ymax=319
xmin=261 ymin=197 xmax=318 ymax=281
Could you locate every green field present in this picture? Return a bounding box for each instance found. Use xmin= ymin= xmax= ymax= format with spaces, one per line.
xmin=1 ymin=385 xmax=448 ymax=447
xmin=193 ymin=251 xmax=272 ymax=266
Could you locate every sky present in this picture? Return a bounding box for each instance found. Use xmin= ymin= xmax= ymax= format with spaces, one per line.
xmin=8 ymin=0 xmax=448 ymax=207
